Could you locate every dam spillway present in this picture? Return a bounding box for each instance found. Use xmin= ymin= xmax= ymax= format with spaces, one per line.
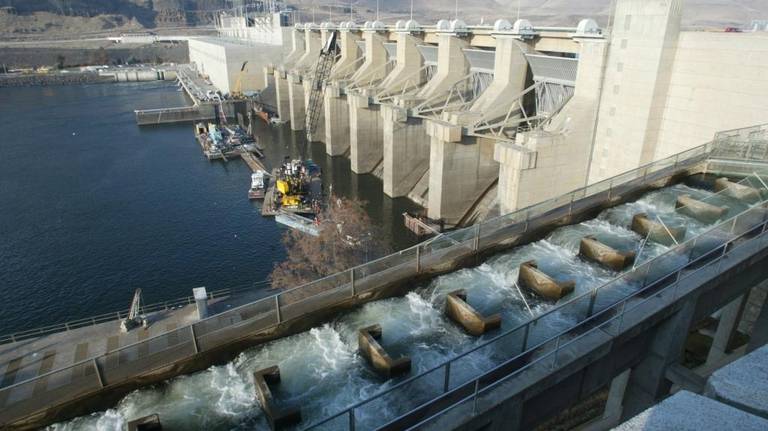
xmin=39 ymin=143 xmax=768 ymax=430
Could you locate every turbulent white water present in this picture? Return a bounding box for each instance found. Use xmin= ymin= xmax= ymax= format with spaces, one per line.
xmin=49 ymin=179 xmax=748 ymax=430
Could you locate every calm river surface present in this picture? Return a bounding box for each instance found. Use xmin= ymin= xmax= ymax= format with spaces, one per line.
xmin=0 ymin=82 xmax=418 ymax=335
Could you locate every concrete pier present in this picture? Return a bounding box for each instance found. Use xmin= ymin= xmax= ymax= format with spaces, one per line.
xmin=323 ymin=27 xmax=362 ymax=154
xmin=273 ymin=26 xmax=305 ymax=122
xmin=518 ymin=261 xmax=575 ymax=301
xmin=287 ymin=73 xmax=306 ymax=131
xmin=494 ymin=26 xmax=605 ymax=214
xmin=715 ymin=178 xmax=762 ymax=204
xmin=323 ymin=82 xmax=352 ymax=154
xmin=349 ymin=93 xmax=383 ymax=171
xmin=676 ymin=194 xmax=727 ymax=224
xmin=579 ymin=236 xmax=636 ymax=271
xmin=287 ymin=25 xmax=322 ymax=131
xmin=346 ymin=22 xmax=389 ymax=166
xmin=253 ymin=366 xmax=302 ymax=430
xmin=426 ymin=129 xmax=499 ymax=224
xmin=444 ymin=290 xmax=502 ymax=336
xmin=379 ymin=26 xmax=429 ymax=197
xmin=631 ymin=213 xmax=686 ymax=246
xmin=358 ymin=324 xmax=411 ymax=378
xmin=382 ymin=105 xmax=430 ymax=197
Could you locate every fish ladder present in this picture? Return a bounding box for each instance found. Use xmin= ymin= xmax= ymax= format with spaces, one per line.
xmin=305 ymin=31 xmax=338 ymax=140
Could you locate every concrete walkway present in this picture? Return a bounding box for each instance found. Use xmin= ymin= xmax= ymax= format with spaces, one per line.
xmin=0 ymin=288 xmax=270 ymax=394
xmin=613 ymin=391 xmax=768 ymax=431
xmin=615 ymin=345 xmax=768 ymax=430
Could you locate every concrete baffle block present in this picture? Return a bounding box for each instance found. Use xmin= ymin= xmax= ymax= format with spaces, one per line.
xmin=253 ymin=365 xmax=302 ymax=430
xmin=631 ymin=213 xmax=686 ymax=246
xmin=518 ymin=260 xmax=575 ymax=301
xmin=127 ymin=414 xmax=162 ymax=431
xmin=358 ymin=324 xmax=411 ymax=378
xmin=675 ymin=194 xmax=727 ymax=224
xmin=579 ymin=236 xmax=636 ymax=271
xmin=445 ymin=290 xmax=502 ymax=336
xmin=715 ymin=177 xmax=762 ymax=204
xmin=705 ymin=344 xmax=768 ymax=420
xmin=193 ymin=287 xmax=209 ymax=320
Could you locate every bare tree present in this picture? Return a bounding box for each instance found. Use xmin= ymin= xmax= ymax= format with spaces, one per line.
xmin=270 ymin=196 xmax=389 ymax=290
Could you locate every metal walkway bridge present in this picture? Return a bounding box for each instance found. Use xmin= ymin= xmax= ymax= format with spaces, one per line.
xmin=1 ymin=125 xmax=768 ymax=429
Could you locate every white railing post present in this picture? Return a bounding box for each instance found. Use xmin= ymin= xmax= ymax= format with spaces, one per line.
xmin=444 ymin=362 xmax=452 ymax=392
xmin=275 ymin=295 xmax=282 ymax=324
xmin=474 ymin=224 xmax=480 ymax=252
xmin=93 ymin=358 xmax=105 ymax=388
xmin=551 ymin=335 xmax=561 ymax=370
xmin=190 ymin=325 xmax=199 ymax=354
xmin=416 ymin=246 xmax=421 ymax=274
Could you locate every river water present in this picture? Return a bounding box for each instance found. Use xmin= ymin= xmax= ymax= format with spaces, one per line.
xmin=0 ymin=82 xmax=419 ymax=336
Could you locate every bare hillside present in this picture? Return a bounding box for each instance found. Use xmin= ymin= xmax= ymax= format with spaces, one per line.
xmin=337 ymin=0 xmax=768 ymax=27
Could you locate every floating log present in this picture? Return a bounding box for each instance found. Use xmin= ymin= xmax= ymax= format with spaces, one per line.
xmin=579 ymin=236 xmax=636 ymax=271
xmin=445 ymin=290 xmax=502 ymax=336
xmin=714 ymin=177 xmax=761 ymax=203
xmin=631 ymin=213 xmax=686 ymax=246
xmin=518 ymin=261 xmax=575 ymax=301
xmin=675 ymin=194 xmax=727 ymax=224
xmin=253 ymin=366 xmax=302 ymax=431
xmin=127 ymin=414 xmax=162 ymax=431
xmin=358 ymin=324 xmax=411 ymax=378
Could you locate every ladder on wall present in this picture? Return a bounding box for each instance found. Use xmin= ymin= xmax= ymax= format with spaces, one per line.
xmin=305 ymin=31 xmax=338 ymax=140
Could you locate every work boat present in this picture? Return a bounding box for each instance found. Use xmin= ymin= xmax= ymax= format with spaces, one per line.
xmin=249 ymin=170 xmax=267 ymax=200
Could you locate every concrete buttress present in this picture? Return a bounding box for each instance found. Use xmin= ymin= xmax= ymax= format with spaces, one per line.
xmin=347 ymin=28 xmax=389 ymax=164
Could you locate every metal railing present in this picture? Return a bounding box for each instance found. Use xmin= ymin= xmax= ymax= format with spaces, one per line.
xmin=305 ymin=186 xmax=768 ymax=430
xmin=0 ymin=281 xmax=270 ymax=345
xmin=0 ymin=130 xmax=760 ymax=426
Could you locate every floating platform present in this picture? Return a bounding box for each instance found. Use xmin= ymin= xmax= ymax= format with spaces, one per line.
xmin=358 ymin=324 xmax=411 ymax=378
xmin=518 ymin=261 xmax=575 ymax=301
xmin=240 ymin=150 xmax=267 ymax=172
xmin=675 ymin=194 xmax=727 ymax=224
xmin=275 ymin=211 xmax=321 ymax=236
xmin=579 ymin=235 xmax=636 ymax=271
xmin=631 ymin=213 xmax=686 ymax=246
xmin=444 ymin=290 xmax=502 ymax=336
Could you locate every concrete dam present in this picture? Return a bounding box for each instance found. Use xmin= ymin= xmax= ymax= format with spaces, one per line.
xmin=2 ymin=0 xmax=768 ymax=429
xmin=188 ymin=0 xmax=768 ymax=229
